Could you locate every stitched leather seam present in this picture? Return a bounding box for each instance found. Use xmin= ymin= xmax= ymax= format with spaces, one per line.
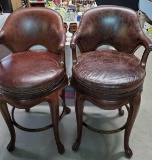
xmin=73 ymin=76 xmax=144 ymax=95
xmin=0 ymin=75 xmax=65 ymax=94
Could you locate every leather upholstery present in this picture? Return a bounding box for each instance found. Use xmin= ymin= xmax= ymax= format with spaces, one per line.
xmin=0 ymin=7 xmax=66 ymax=99
xmin=0 ymin=7 xmax=65 ymax=53
xmin=70 ymin=6 xmax=152 ymax=157
xmin=0 ymin=51 xmax=65 ymax=99
xmin=0 ymin=7 xmax=69 ymax=154
xmin=73 ymin=50 xmax=145 ymax=95
xmin=71 ymin=5 xmax=152 ymax=96
xmin=71 ymin=6 xmax=152 ymax=54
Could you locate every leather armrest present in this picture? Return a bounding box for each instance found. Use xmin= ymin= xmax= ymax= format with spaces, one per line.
xmin=139 ymin=32 xmax=152 ymax=50
xmin=139 ymin=32 xmax=152 ymax=69
xmin=70 ymin=32 xmax=80 ymax=65
xmin=58 ymin=29 xmax=66 ymax=52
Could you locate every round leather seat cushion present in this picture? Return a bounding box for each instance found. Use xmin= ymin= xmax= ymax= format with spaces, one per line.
xmin=72 ymin=50 xmax=146 ymax=94
xmin=0 ymin=50 xmax=64 ymax=94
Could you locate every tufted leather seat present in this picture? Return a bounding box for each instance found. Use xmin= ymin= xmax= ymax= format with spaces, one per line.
xmin=70 ymin=6 xmax=152 ymax=157
xmin=0 ymin=7 xmax=70 ymax=154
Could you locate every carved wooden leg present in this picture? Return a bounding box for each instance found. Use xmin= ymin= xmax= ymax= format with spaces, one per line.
xmin=0 ymin=100 xmax=16 ymax=151
xmin=72 ymin=91 xmax=84 ymax=151
xmin=49 ymin=94 xmax=65 ymax=154
xmin=118 ymin=106 xmax=124 ymax=116
xmin=124 ymin=91 xmax=141 ymax=158
xmin=61 ymin=89 xmax=71 ymax=114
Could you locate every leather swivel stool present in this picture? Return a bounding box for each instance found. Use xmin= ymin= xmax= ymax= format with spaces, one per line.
xmin=70 ymin=6 xmax=152 ymax=157
xmin=0 ymin=7 xmax=70 ymax=154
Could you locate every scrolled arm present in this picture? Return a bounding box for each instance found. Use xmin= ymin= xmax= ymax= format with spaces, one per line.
xmin=70 ymin=32 xmax=80 ymax=65
xmin=60 ymin=50 xmax=65 ymax=68
xmin=139 ymin=32 xmax=152 ymax=50
xmin=58 ymin=29 xmax=66 ymax=52
xmin=139 ymin=32 xmax=152 ymax=69
xmin=58 ymin=29 xmax=66 ymax=68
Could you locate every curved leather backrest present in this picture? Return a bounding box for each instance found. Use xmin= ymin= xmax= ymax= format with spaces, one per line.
xmin=0 ymin=7 xmax=65 ymax=53
xmin=75 ymin=5 xmax=142 ymax=53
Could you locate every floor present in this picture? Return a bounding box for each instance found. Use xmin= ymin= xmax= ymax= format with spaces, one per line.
xmin=0 ymin=11 xmax=152 ymax=160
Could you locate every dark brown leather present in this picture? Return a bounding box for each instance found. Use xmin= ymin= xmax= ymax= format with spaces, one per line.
xmin=73 ymin=50 xmax=145 ymax=94
xmin=0 ymin=7 xmax=66 ymax=53
xmin=70 ymin=6 xmax=152 ymax=157
xmin=0 ymin=50 xmax=64 ymax=97
xmin=0 ymin=7 xmax=66 ymax=99
xmin=0 ymin=7 xmax=68 ymax=154
xmin=71 ymin=6 xmax=152 ymax=54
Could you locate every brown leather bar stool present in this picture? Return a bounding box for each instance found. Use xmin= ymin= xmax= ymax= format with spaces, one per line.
xmin=70 ymin=6 xmax=152 ymax=157
xmin=0 ymin=7 xmax=70 ymax=154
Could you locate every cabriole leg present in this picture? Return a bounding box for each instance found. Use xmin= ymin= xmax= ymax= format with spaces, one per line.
xmin=124 ymin=91 xmax=141 ymax=158
xmin=49 ymin=94 xmax=65 ymax=154
xmin=72 ymin=91 xmax=84 ymax=151
xmin=0 ymin=100 xmax=16 ymax=151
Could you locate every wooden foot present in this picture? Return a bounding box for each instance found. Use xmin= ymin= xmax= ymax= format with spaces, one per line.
xmin=56 ymin=141 xmax=65 ymax=154
xmin=72 ymin=139 xmax=81 ymax=151
xmin=125 ymin=147 xmax=133 ymax=158
xmin=65 ymin=107 xmax=71 ymax=114
xmin=118 ymin=106 xmax=124 ymax=116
